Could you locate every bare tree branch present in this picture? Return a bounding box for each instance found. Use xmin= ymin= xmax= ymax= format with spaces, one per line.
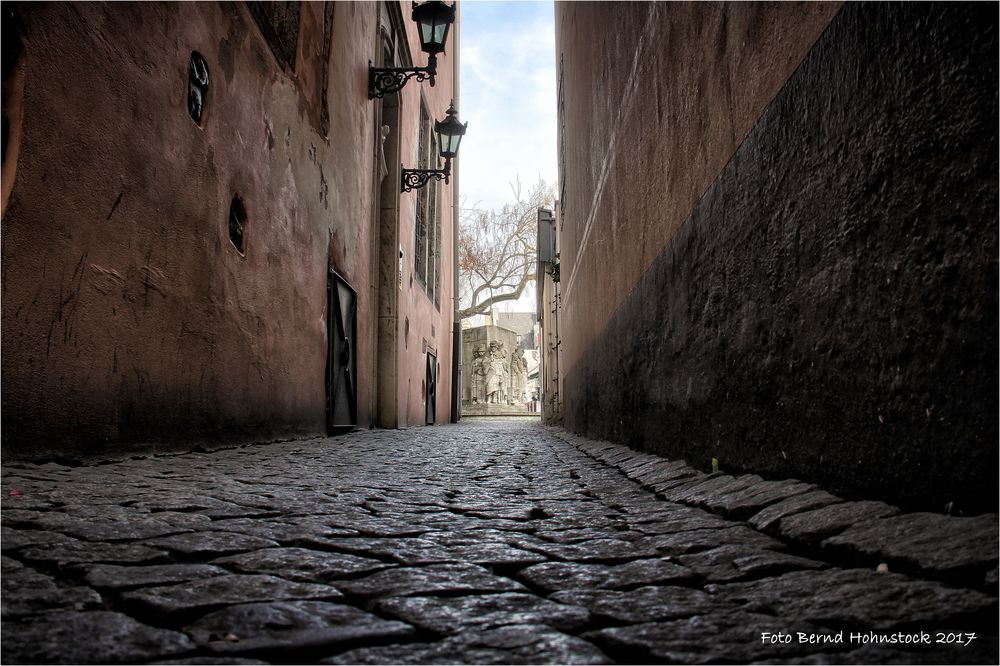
xmin=459 ymin=177 xmax=556 ymax=321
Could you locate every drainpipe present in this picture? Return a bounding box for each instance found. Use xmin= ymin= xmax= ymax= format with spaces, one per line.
xmin=450 ymin=2 xmax=462 ymax=423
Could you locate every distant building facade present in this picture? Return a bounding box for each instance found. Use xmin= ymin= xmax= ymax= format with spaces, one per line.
xmin=461 ymin=324 xmax=530 ymax=414
xmin=545 ymin=2 xmax=998 ymax=512
xmin=493 ymin=312 xmax=538 ymax=349
xmin=2 ymin=1 xmax=461 ymax=460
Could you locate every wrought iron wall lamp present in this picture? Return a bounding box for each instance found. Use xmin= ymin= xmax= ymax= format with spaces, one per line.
xmin=369 ymin=1 xmax=456 ymax=99
xmin=401 ymin=102 xmax=467 ymax=192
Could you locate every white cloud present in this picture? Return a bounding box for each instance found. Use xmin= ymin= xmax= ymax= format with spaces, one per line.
xmin=458 ymin=1 xmax=558 ymax=213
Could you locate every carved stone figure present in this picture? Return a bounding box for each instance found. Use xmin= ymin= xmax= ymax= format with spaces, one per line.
xmin=486 ymin=340 xmax=508 ymax=404
xmin=470 ymin=344 xmax=487 ymax=403
xmin=509 ymin=347 xmax=528 ymax=404
xmin=378 ymin=124 xmax=390 ymax=182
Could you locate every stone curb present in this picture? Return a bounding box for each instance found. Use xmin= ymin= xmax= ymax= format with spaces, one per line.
xmin=548 ymin=427 xmax=998 ymax=594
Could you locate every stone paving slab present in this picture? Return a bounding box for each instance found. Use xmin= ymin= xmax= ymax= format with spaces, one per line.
xmin=550 ymin=585 xmax=735 ymax=624
xmin=650 ymin=472 xmax=712 ymax=497
xmin=374 ymin=592 xmax=591 ymax=634
xmin=1 ymin=610 xmax=195 ymax=664
xmin=531 ymin=526 xmax=647 ymax=544
xmin=0 ymin=526 xmax=76 ymax=552
xmin=822 ymin=512 xmax=999 ymax=583
xmin=17 ymin=538 xmax=170 ymax=566
xmin=626 ymin=512 xmax=731 ymax=534
xmin=122 ymin=575 xmax=344 ymax=618
xmin=182 ymin=601 xmax=415 ymax=657
xmin=675 ymin=544 xmax=828 ymax=583
xmin=296 ymin=535 xmax=455 ymax=565
xmin=518 ymin=558 xmax=697 ymax=592
xmin=141 ymin=531 xmax=281 ymax=557
xmin=76 ymin=563 xmax=231 ymax=590
xmin=776 ymin=501 xmax=902 ymax=544
xmin=630 ymin=458 xmax=698 ymax=485
xmin=707 ymin=569 xmax=998 ymax=630
xmin=637 ymin=525 xmax=785 ymax=557
xmin=438 ymin=542 xmax=550 ymax=567
xmin=553 ymin=427 xmax=998 ymax=589
xmin=665 ymin=474 xmax=764 ymax=506
xmin=40 ymin=514 xmax=199 ymax=542
xmin=153 ymin=658 xmax=269 ymax=665
xmin=2 ymin=420 xmax=997 ymax=664
xmin=335 ymin=563 xmax=525 ymax=600
xmin=200 ymin=517 xmax=361 ymax=542
xmin=1 ymin=564 xmax=103 ymax=617
xmin=322 ymin=624 xmax=613 ymax=665
xmin=700 ymin=478 xmax=817 ymax=520
xmin=516 ymin=537 xmax=663 ymax=562
xmin=585 ymin=611 xmax=835 ymax=664
xmin=748 ymin=489 xmax=845 ymax=531
xmin=211 ymin=547 xmax=391 ymax=582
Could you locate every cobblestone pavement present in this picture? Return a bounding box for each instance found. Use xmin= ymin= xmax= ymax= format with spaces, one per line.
xmin=2 ymin=420 xmax=997 ymax=664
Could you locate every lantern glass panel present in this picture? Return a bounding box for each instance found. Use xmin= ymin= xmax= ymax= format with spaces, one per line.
xmin=419 ymin=23 xmax=434 ymax=48
xmin=434 ymin=23 xmax=448 ymax=45
xmin=438 ymin=132 xmax=461 ymax=158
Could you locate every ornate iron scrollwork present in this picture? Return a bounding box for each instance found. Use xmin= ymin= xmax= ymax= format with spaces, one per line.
xmin=401 ymin=166 xmax=448 ymax=193
xmin=369 ymin=67 xmax=434 ymax=99
xmin=368 ymin=54 xmax=438 ymax=99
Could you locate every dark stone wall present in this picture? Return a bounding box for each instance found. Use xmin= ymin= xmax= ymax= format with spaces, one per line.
xmin=564 ymin=2 xmax=998 ymax=514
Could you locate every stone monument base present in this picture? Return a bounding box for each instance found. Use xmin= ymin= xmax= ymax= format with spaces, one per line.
xmin=462 ymin=403 xmax=529 ymax=416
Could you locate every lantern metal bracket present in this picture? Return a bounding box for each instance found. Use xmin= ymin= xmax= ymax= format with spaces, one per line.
xmin=369 ymin=54 xmax=438 ymax=99
xmin=401 ymin=159 xmax=451 ymax=192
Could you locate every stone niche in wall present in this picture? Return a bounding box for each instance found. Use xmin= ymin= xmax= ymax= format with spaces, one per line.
xmin=462 ymin=325 xmax=529 ymax=415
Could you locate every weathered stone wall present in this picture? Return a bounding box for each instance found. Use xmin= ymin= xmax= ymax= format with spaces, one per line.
xmin=1 ymin=2 xmax=457 ymax=457
xmin=556 ymin=2 xmax=998 ymax=512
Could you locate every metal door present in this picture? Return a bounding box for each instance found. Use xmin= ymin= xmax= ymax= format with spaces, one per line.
xmin=425 ymin=351 xmax=437 ymax=425
xmin=327 ymin=270 xmax=357 ymax=430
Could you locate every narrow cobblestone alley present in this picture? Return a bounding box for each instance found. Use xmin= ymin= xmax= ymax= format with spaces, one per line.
xmin=2 ymin=420 xmax=997 ymax=664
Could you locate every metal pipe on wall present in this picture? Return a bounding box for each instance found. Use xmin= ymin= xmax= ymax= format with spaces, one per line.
xmin=450 ymin=1 xmax=462 ymax=422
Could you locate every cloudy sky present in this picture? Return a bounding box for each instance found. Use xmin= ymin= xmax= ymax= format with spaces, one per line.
xmin=458 ymin=0 xmax=557 ymax=213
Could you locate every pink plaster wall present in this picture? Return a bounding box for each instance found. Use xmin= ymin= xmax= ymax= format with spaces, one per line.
xmin=391 ymin=6 xmax=457 ymax=427
xmin=1 ymin=1 xmax=457 ymax=458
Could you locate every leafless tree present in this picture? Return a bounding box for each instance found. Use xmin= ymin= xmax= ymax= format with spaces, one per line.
xmin=459 ymin=177 xmax=556 ymax=320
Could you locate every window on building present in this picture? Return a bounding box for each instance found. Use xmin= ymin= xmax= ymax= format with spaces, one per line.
xmin=414 ymin=101 xmax=442 ymax=309
xmin=426 ymin=136 xmax=440 ymax=308
xmin=414 ymin=103 xmax=429 ymax=287
xmin=432 ymin=177 xmax=442 ymax=309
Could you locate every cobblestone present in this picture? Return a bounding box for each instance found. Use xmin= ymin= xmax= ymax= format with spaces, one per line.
xmin=2 ymin=420 xmax=996 ymax=663
xmin=182 ymin=601 xmax=415 ymax=657
xmin=373 ymin=592 xmax=591 ymax=634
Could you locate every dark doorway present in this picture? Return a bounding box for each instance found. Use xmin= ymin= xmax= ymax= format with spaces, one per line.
xmin=327 ymin=270 xmax=357 ymax=430
xmin=425 ymin=351 xmax=437 ymax=425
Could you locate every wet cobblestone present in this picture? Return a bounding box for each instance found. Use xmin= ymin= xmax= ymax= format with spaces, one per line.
xmin=2 ymin=420 xmax=997 ymax=664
